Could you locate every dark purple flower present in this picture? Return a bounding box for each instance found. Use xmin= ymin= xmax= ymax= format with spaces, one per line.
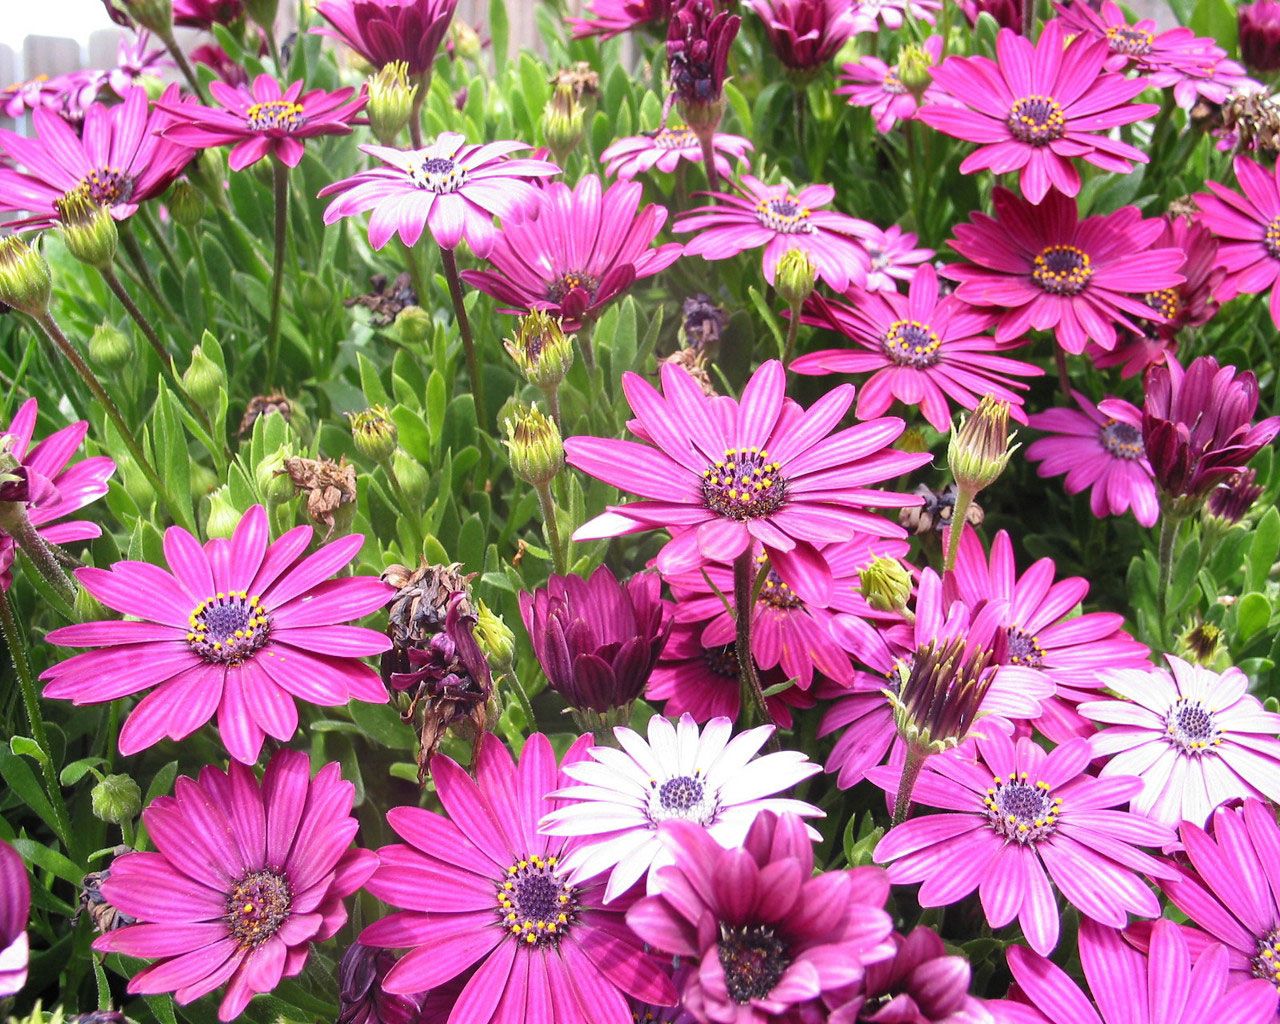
xmin=173 ymin=0 xmax=244 ymax=28
xmin=0 ymin=840 xmax=29 ymax=998
xmin=960 ymin=0 xmax=1021 ymax=31
xmin=747 ymin=0 xmax=856 ymax=73
xmin=668 ymin=0 xmax=742 ymax=110
xmin=1240 ymin=0 xmax=1280 ymax=72
xmin=314 ymin=0 xmax=460 ymax=77
xmin=338 ymin=944 xmax=421 ymax=1024
xmin=1207 ymin=467 xmax=1265 ymax=524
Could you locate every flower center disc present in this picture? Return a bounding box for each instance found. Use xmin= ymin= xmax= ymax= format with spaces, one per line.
xmin=187 ymin=592 xmax=271 ymax=665
xmin=1007 ymin=94 xmax=1066 ymax=144
xmin=81 ymin=167 xmax=135 ymax=206
xmin=1032 ymin=244 xmax=1093 ymax=295
xmin=1106 ymin=25 xmax=1155 ymax=56
xmin=653 ymin=126 xmax=698 ymax=150
xmin=1144 ymin=287 xmax=1181 ymax=322
xmin=648 ymin=773 xmax=714 ymax=825
xmin=547 ymin=270 xmax=600 ymax=303
xmin=984 ymin=774 xmax=1061 ymax=845
xmin=226 ymin=869 xmax=292 ymax=948
xmin=496 ymin=855 xmax=577 ymax=946
xmin=718 ymin=924 xmax=791 ymax=1004
xmin=1005 ymin=626 xmax=1046 ymax=668
xmin=882 ymin=69 xmax=907 ymax=95
xmin=1265 ymin=216 xmax=1280 ymax=261
xmin=410 ymin=155 xmax=468 ymax=193
xmin=1165 ymin=697 xmax=1221 ymax=754
xmin=756 ymin=197 xmax=814 ymax=235
xmin=701 ymin=447 xmax=787 ymax=521
xmin=883 ymin=319 xmax=942 ymax=367
xmin=1100 ymin=420 xmax=1143 ymax=460
xmin=702 ymin=643 xmax=740 ymax=678
xmin=757 ymin=567 xmax=803 ymax=610
xmin=246 ymin=100 xmax=304 ymax=133
xmin=1252 ymin=931 xmax=1280 ymax=992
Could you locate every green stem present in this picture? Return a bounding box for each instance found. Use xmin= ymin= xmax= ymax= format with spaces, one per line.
xmin=402 ymin=241 xmax=428 ymax=312
xmin=266 ymin=160 xmax=290 ymax=389
xmin=120 ymin=226 xmax=176 ymax=320
xmin=697 ymin=129 xmax=720 ymax=192
xmin=138 ymin=205 xmax=183 ymax=286
xmin=161 ymin=28 xmax=208 ymax=102
xmin=892 ymin=741 xmax=927 ymax=825
xmin=439 ymin=246 xmax=485 ymax=417
xmin=409 ymin=74 xmax=429 ymax=149
xmin=1157 ymin=511 xmax=1182 ymax=645
xmin=732 ymin=550 xmax=770 ymax=729
xmin=534 ymin=480 xmax=567 ymax=576
xmin=782 ymin=305 xmax=802 ymax=365
xmin=505 ymin=666 xmax=537 ymax=733
xmin=0 ymin=504 xmax=77 ymax=606
xmin=944 ymin=485 xmax=974 ymax=573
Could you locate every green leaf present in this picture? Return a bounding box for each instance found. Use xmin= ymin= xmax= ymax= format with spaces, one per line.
xmin=1189 ymin=0 xmax=1238 ymax=52
xmin=1237 ymin=592 xmax=1272 ymax=644
xmin=60 ymin=757 xmax=107 ymax=787
xmin=346 ymin=701 xmax=416 ymax=751
xmin=748 ymin=286 xmax=787 ymax=351
xmin=10 ymin=735 xmax=49 ymax=767
xmin=489 ymin=0 xmax=510 ymax=70
xmin=1247 ymin=505 xmax=1279 ymax=593
xmin=10 ymin=837 xmax=83 ymax=886
xmin=0 ymin=748 xmax=67 ymax=848
xmin=151 ymin=382 xmax=196 ymax=533
xmin=358 ymin=352 xmax=391 ymax=407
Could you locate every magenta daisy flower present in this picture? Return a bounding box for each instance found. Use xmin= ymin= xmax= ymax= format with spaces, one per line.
xmin=93 ymin=751 xmax=377 ymax=1022
xmin=107 ymin=31 xmax=173 ymax=97
xmin=565 ymin=359 xmax=929 ymax=597
xmin=1195 ymin=155 xmax=1280 ymax=327
xmin=919 ymin=22 xmax=1157 ymax=204
xmin=320 ymin=134 xmax=558 ymax=256
xmin=539 ymin=714 xmax=822 ymax=902
xmin=173 ymin=0 xmax=243 ymax=28
xmin=600 ymin=125 xmax=753 ymax=181
xmin=1079 ymin=656 xmax=1280 ymax=829
xmin=837 ymin=37 xmax=944 ymax=134
xmin=675 ymin=175 xmax=874 ymax=291
xmin=158 ymin=74 xmax=366 ymax=172
xmin=747 ymin=0 xmax=857 ymax=73
xmin=569 ymin=0 xmax=673 ymax=39
xmin=42 ymin=504 xmax=393 ymax=764
xmin=859 ymin=223 xmax=934 ymax=292
xmin=872 ymin=730 xmax=1176 ymax=955
xmin=791 ymin=264 xmax=1042 ymax=433
xmin=314 ymin=0 xmax=459 ymax=76
xmin=361 ymin=732 xmax=678 ymax=1023
xmin=848 ymin=0 xmax=940 ymax=33
xmin=627 ymin=811 xmax=894 ymax=1022
xmin=993 ymin=917 xmax=1279 ymax=1024
xmin=460 ymin=175 xmax=682 ymax=330
xmin=1026 ymin=390 xmax=1159 ymax=528
xmin=0 ymin=840 xmax=29 ymax=999
xmin=0 ymin=86 xmax=193 ymax=222
xmin=944 ymin=187 xmax=1185 ymax=354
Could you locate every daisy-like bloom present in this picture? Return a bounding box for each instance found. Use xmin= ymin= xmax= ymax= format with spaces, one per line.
xmin=859 ymin=224 xmax=933 ymax=292
xmin=1195 ymin=155 xmax=1280 ymax=327
xmin=0 ymin=840 xmax=29 ymax=998
xmin=314 ymin=0 xmax=459 ymax=77
xmin=539 ymin=714 xmax=823 ymax=902
xmin=747 ymin=0 xmax=857 ymax=74
xmin=848 ymin=0 xmax=940 ymax=33
xmin=600 ymin=125 xmax=753 ymax=181
xmin=871 ymin=731 xmax=1176 ymax=955
xmin=0 ymin=70 xmax=104 ymax=123
xmin=837 ymin=38 xmax=945 ymax=134
xmin=42 ymin=504 xmax=393 ymax=764
xmin=992 ymin=918 xmax=1279 ymax=1024
xmin=159 ymin=74 xmax=366 ymax=172
xmin=1053 ymin=1 xmax=1229 ymax=86
xmin=93 ymin=751 xmax=377 ymax=1022
xmin=461 ymin=175 xmax=682 ymax=330
xmin=361 ymin=732 xmax=678 ymax=1023
xmin=569 ymin=0 xmax=672 ymax=39
xmin=675 ymin=175 xmax=875 ymax=291
xmin=791 ymin=264 xmax=1041 ymax=433
xmin=319 ymin=134 xmax=558 ymax=256
xmin=565 ymin=359 xmax=929 ymax=595
xmin=921 ymin=22 xmax=1157 ymax=204
xmin=667 ymin=0 xmax=741 ymax=111
xmin=0 ymin=398 xmax=115 ymax=591
xmin=107 ymin=31 xmax=172 ymax=97
xmin=1079 ymin=656 xmax=1280 ymax=828
xmin=1169 ymin=54 xmax=1257 ymax=110
xmin=1026 ymin=390 xmax=1158 ymax=528
xmin=173 ymin=0 xmax=243 ymax=28
xmin=1089 ymin=331 xmax=1177 ymax=380
xmin=0 ymin=86 xmax=193 ymax=223
xmin=944 ymin=187 xmax=1185 ymax=354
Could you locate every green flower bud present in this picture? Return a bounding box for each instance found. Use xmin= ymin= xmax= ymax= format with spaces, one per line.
xmin=896 ymin=426 xmax=933 ymax=454
xmin=1178 ymin=621 xmax=1224 ymax=667
xmin=182 ymin=345 xmax=225 ymax=409
xmin=948 ymin=395 xmax=1018 ymax=496
xmin=114 ymin=0 xmax=172 ymax=34
xmin=542 ymin=83 xmax=585 ymax=165
xmin=74 ymin=579 xmax=108 ymax=623
xmin=91 ymin=773 xmax=142 ymax=825
xmin=89 ymin=322 xmax=133 ymax=374
xmin=205 ymin=485 xmax=241 ymax=539
xmin=0 ymin=235 xmax=52 ymax=317
xmin=299 ymin=274 xmax=330 ymax=314
xmin=860 ymin=556 xmax=913 ymax=614
xmin=776 ymin=247 xmax=816 ymax=310
xmin=504 ymin=310 xmax=575 ymax=392
xmin=55 ymin=187 xmax=118 ymax=269
xmin=505 ymin=405 xmax=564 ymax=488
xmin=349 ymin=405 xmax=398 ymax=463
xmin=255 ymin=446 xmax=296 ymax=505
xmin=187 ymin=149 xmax=226 ymax=202
xmin=394 ymin=305 xmax=433 ymax=346
xmin=451 ymin=20 xmax=483 ymax=62
xmin=392 ymin=447 xmax=429 ymax=504
xmin=474 ymin=598 xmax=516 ymax=669
xmin=167 ymin=179 xmax=205 ymax=229
xmin=367 ymin=61 xmax=418 ymax=146
xmin=190 ymin=461 xmax=218 ymax=500
xmin=898 ymin=43 xmax=935 ymax=101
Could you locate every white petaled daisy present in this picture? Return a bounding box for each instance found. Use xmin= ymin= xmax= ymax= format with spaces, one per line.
xmin=538 ymin=713 xmax=822 ymax=902
xmin=1080 ymin=655 xmax=1280 ymax=829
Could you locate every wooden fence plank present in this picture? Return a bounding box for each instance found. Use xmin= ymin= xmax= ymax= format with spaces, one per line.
xmin=22 ymin=35 xmax=82 ymax=81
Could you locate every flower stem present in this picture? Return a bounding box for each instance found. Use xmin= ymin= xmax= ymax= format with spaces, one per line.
xmin=401 ymin=241 xmax=428 ymax=312
xmin=1156 ymin=510 xmax=1182 ymax=645
xmin=1054 ymin=346 xmax=1072 ymax=402
xmin=100 ymin=267 xmax=174 ymax=369
xmin=120 ymin=225 xmax=177 ymax=320
xmin=732 ymin=550 xmax=770 ymax=729
xmin=266 ymin=160 xmax=290 ymax=389
xmin=892 ymin=741 xmax=928 ymax=825
xmin=534 ymin=480 xmax=567 ymax=576
xmin=782 ymin=305 xmax=802 ymax=365
xmin=696 ymin=127 xmax=720 ymax=192
xmin=0 ymin=504 xmax=77 ymax=607
xmin=161 ymin=28 xmax=208 ymax=103
xmin=1021 ymin=0 xmax=1035 ymax=35
xmin=409 ymin=74 xmax=429 ymax=149
xmin=943 ymin=485 xmax=974 ymax=573
xmin=439 ymin=246 xmax=486 ymax=418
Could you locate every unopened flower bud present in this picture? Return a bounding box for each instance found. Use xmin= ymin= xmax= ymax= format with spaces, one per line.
xmin=91 ymin=774 xmax=141 ymax=825
xmin=368 ymin=61 xmax=418 ymax=146
xmin=898 ymin=43 xmax=935 ymax=100
xmin=89 ymin=322 xmax=133 ymax=374
xmin=897 ymin=426 xmax=933 ymax=454
xmin=1178 ymin=621 xmax=1224 ymax=666
xmin=255 ymin=446 xmax=296 ymax=505
xmin=392 ymin=448 xmax=428 ymax=504
xmin=167 ymin=180 xmax=205 ymax=228
xmin=860 ymin=556 xmax=913 ymax=614
xmin=505 ymin=310 xmax=574 ymax=391
xmin=948 ymin=396 xmax=1018 ymax=496
xmin=55 ymin=187 xmax=118 ymax=269
xmin=505 ymin=405 xmax=564 ymax=487
xmin=1206 ymin=468 xmax=1264 ymax=526
xmin=349 ymin=405 xmax=398 ymax=463
xmin=114 ymin=0 xmax=173 ymax=34
xmin=74 ymin=580 xmax=107 ymax=623
xmin=190 ymin=462 xmax=218 ymax=500
xmin=0 ymin=236 xmax=52 ymax=316
xmin=205 ymin=485 xmax=241 ymax=539
xmin=300 ymin=274 xmax=330 ymax=313
xmin=1240 ymin=0 xmax=1280 ymax=73
xmin=474 ymin=598 xmax=516 ymax=670
xmin=542 ymin=83 xmax=586 ymax=165
xmin=776 ymin=247 xmax=816 ymax=309
xmin=394 ymin=305 xmax=433 ymax=346
xmin=451 ymin=20 xmax=483 ymax=62
xmin=183 ymin=345 xmax=225 ymax=408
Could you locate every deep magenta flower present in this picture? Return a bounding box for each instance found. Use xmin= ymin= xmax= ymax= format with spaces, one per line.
xmin=792 ymin=264 xmax=1041 ymax=433
xmin=1141 ymin=356 xmax=1280 ymax=504
xmin=1026 ymin=390 xmax=1158 ymax=528
xmin=627 ymin=811 xmax=894 ymax=1022
xmin=919 ymin=22 xmax=1157 ymax=204
xmin=837 ymin=37 xmax=944 ymax=134
xmin=461 ymin=175 xmax=682 ymax=330
xmin=0 ymin=840 xmax=29 ymax=999
xmin=600 ymin=125 xmax=753 ymax=181
xmin=93 ymin=751 xmax=377 ymax=1022
xmin=1240 ymin=0 xmax=1280 ymax=72
xmin=675 ymin=175 xmax=875 ymax=291
xmin=42 ymin=505 xmax=393 ymax=764
xmin=361 ymin=732 xmax=678 ymax=1022
xmin=172 ymin=0 xmax=243 ymax=26
xmin=1080 ymin=656 xmax=1280 ymax=828
xmin=848 ymin=0 xmax=940 ymax=32
xmin=107 ymin=31 xmax=172 ymax=97
xmin=314 ymin=0 xmax=459 ymax=76
xmin=192 ymin=44 xmax=250 ymax=87
xmin=338 ymin=944 xmax=422 ymax=1024
xmin=565 ymin=359 xmax=929 ymax=598
xmin=320 ymin=134 xmax=559 ymax=255
xmin=0 ymin=86 xmax=193 ymax=222
xmin=859 ymin=223 xmax=934 ymax=292
xmin=872 ymin=731 xmax=1176 ymax=955
xmin=569 ymin=0 xmax=674 ymax=39
xmin=960 ymin=0 xmax=1021 ymax=32
xmin=1196 ymin=156 xmax=1280 ymax=328
xmin=944 ymin=187 xmax=1185 ymax=354
xmin=747 ymin=0 xmax=856 ymax=73
xmin=1129 ymin=215 xmax=1224 ymax=338
xmin=667 ymin=0 xmax=742 ymax=108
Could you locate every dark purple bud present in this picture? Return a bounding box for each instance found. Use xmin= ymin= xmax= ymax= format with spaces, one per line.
xmin=1240 ymin=0 xmax=1280 ymax=72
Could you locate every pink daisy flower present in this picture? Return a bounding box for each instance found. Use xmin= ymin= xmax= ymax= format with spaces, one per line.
xmin=1079 ymin=656 xmax=1280 ymax=829
xmin=872 ymin=730 xmax=1176 ymax=955
xmin=1026 ymin=390 xmax=1159 ymax=528
xmin=674 ymin=175 xmax=875 ymax=292
xmin=848 ymin=0 xmax=940 ymax=33
xmin=600 ymin=125 xmax=753 ymax=181
xmin=747 ymin=0 xmax=857 ymax=73
xmin=791 ymin=263 xmax=1042 ymax=433
xmin=361 ymin=732 xmax=678 ymax=1024
xmin=943 ymin=187 xmax=1185 ymax=354
xmin=173 ymin=0 xmax=243 ymax=28
xmin=1167 ymin=55 xmax=1256 ymax=109
xmin=1054 ymin=1 xmax=1225 ymax=82
xmin=1196 ymin=154 xmax=1280 ymax=328
xmin=313 ymin=0 xmax=458 ymax=77
xmin=569 ymin=0 xmax=672 ymax=40
xmin=0 ymin=840 xmax=28 ymax=999
xmin=859 ymin=224 xmax=934 ymax=292
xmin=461 ymin=175 xmax=682 ymax=330
xmin=565 ymin=359 xmax=929 ymax=597
xmin=107 ymin=31 xmax=173 ymax=98
xmin=93 ymin=751 xmax=377 ymax=1022
xmin=42 ymin=505 xmax=393 ymax=764
xmin=837 ymin=37 xmax=944 ymax=134
xmin=919 ymin=22 xmax=1158 ymax=204
xmin=158 ymin=74 xmax=366 ymax=172
xmin=320 ymin=133 xmax=558 ymax=256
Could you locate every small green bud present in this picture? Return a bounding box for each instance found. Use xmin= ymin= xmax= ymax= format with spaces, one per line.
xmin=775 ymin=247 xmax=816 ymax=309
xmin=392 ymin=447 xmax=429 ymax=504
xmin=367 ymin=61 xmax=418 ymax=146
xmin=393 ymin=305 xmax=433 ymax=346
xmin=55 ymin=187 xmax=118 ymax=269
xmin=349 ymin=405 xmax=398 ymax=463
xmin=896 ymin=426 xmax=933 ymax=454
xmin=114 ymin=0 xmax=172 ymax=34
xmin=474 ymin=598 xmax=516 ymax=669
xmin=505 ymin=310 xmax=575 ymax=392
xmin=206 ymin=485 xmax=241 ymax=539
xmin=948 ymin=395 xmax=1018 ymax=496
xmin=243 ymin=0 xmax=278 ymax=28
xmin=299 ymin=274 xmax=330 ymax=314
xmin=255 ymin=445 xmax=296 ymax=505
xmin=187 ymin=149 xmax=226 ymax=202
xmin=504 ymin=405 xmax=564 ymax=487
xmin=167 ymin=179 xmax=205 ymax=229
xmin=451 ymin=21 xmax=483 ymax=62
xmin=89 ymin=322 xmax=133 ymax=374
xmin=74 ymin=579 xmax=108 ymax=623
xmin=0 ymin=235 xmax=52 ymax=316
xmin=543 ymin=83 xmax=586 ymax=166
xmin=91 ymin=773 xmax=142 ymax=825
xmin=1177 ymin=621 xmax=1224 ymax=667
xmin=190 ymin=462 xmax=218 ymax=500
xmin=897 ymin=43 xmax=935 ymax=100
xmin=859 ymin=556 xmax=913 ymax=614
xmin=183 ymin=345 xmax=225 ymax=408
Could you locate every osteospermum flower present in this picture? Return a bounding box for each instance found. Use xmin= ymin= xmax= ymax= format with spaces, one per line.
xmin=42 ymin=505 xmax=393 ymax=764
xmin=173 ymin=0 xmax=243 ymax=27
xmin=675 ymin=175 xmax=875 ymax=291
xmin=872 ymin=731 xmax=1176 ymax=955
xmin=1079 ymin=656 xmax=1280 ymax=828
xmin=1196 ymin=155 xmax=1280 ymax=327
xmin=600 ymin=125 xmax=753 ymax=181
xmin=319 ymin=134 xmax=559 ymax=255
xmin=944 ymin=187 xmax=1185 ymax=354
xmin=792 ymin=264 xmax=1041 ymax=433
xmin=837 ymin=37 xmax=945 ymax=134
xmin=747 ymin=0 xmax=857 ymax=73
xmin=461 ymin=175 xmax=682 ymax=330
xmin=539 ymin=714 xmax=822 ymax=902
xmin=361 ymin=732 xmax=678 ymax=1023
xmin=849 ymin=0 xmax=940 ymax=33
xmin=859 ymin=224 xmax=934 ymax=292
xmin=565 ymin=359 xmax=929 ymax=596
xmin=314 ymin=0 xmax=459 ymax=76
xmin=569 ymin=0 xmax=673 ymax=39
xmin=158 ymin=74 xmax=366 ymax=171
xmin=0 ymin=840 xmax=28 ymax=998
xmin=920 ymin=22 xmax=1157 ymax=204
xmin=93 ymin=751 xmax=377 ymax=1022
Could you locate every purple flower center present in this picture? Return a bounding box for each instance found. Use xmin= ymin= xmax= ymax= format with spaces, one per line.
xmin=245 ymin=99 xmax=304 ymax=133
xmin=226 ymin=869 xmax=292 ymax=948
xmin=1264 ymin=216 xmax=1280 ymax=260
xmin=702 ymin=447 xmax=787 ymax=521
xmin=1144 ymin=287 xmax=1181 ymax=322
xmin=648 ymin=772 xmax=714 ymax=825
xmin=1106 ymin=25 xmax=1154 ymax=56
xmin=755 ymin=197 xmax=815 ymax=235
xmin=1100 ymin=419 xmax=1143 ymax=460
xmin=866 ymin=247 xmax=889 ymax=270
xmin=547 ymin=270 xmax=600 ymax=303
xmin=496 ymin=854 xmax=578 ymax=946
xmin=882 ymin=69 xmax=907 ymax=95
xmin=1004 ymin=626 xmax=1046 ymax=668
xmin=1032 ymin=244 xmax=1093 ymax=296
xmin=1006 ymin=94 xmax=1066 ymax=145
xmin=984 ymin=774 xmax=1061 ymax=845
xmin=409 ymin=155 xmax=468 ymax=193
xmin=82 ymin=167 xmax=135 ymax=207
xmin=718 ymin=924 xmax=791 ymax=1004
xmin=653 ymin=126 xmax=699 ymax=150
xmin=883 ymin=319 xmax=942 ymax=368
xmin=1251 ymin=932 xmax=1280 ymax=991
xmin=702 ymin=642 xmax=740 ymax=678
xmin=757 ymin=568 xmax=803 ymax=610
xmin=187 ymin=592 xmax=271 ymax=665
xmin=1164 ymin=697 xmax=1221 ymax=754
